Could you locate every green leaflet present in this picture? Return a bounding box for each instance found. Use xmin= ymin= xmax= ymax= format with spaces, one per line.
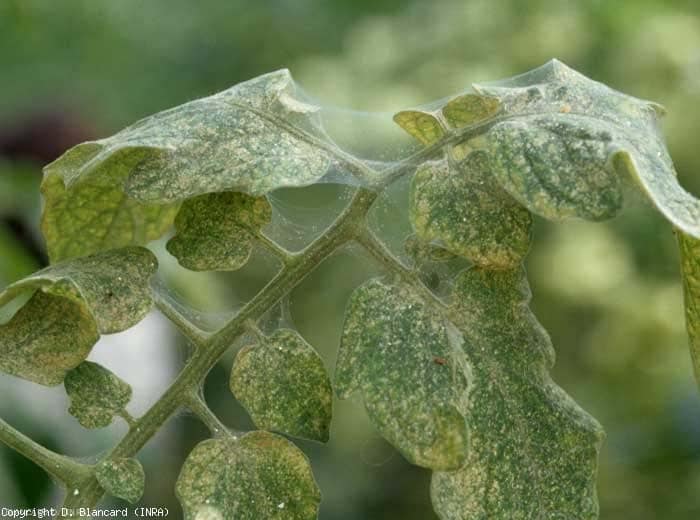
xmin=393 ymin=93 xmax=500 ymax=146
xmin=410 ymin=152 xmax=532 ymax=268
xmin=230 ymin=329 xmax=332 ymax=442
xmin=478 ymin=59 xmax=700 ymax=231
xmin=64 ymin=362 xmax=132 ymax=429
xmin=167 ymin=192 xmax=272 ymax=271
xmin=441 ymin=94 xmax=501 ymax=128
xmin=392 ymin=110 xmax=445 ymax=145
xmin=677 ymin=231 xmax=700 ymax=390
xmin=95 ymin=458 xmax=145 ymax=504
xmin=175 ymin=431 xmax=321 ymax=520
xmin=431 ymin=266 xmax=603 ymax=519
xmin=0 ymin=247 xmax=156 ymax=385
xmin=336 ymin=279 xmax=469 ymax=471
xmin=394 ymin=90 xmax=532 ymax=269
xmin=41 ymin=146 xmax=179 ymax=263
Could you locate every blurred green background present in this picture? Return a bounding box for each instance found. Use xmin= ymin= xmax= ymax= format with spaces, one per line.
xmin=1 ymin=1 xmax=700 ymax=518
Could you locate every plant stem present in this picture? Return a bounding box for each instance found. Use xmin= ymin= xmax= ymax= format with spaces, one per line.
xmin=0 ymin=417 xmax=91 ymax=486
xmin=256 ymin=231 xmax=294 ymax=265
xmin=245 ymin=318 xmax=267 ymax=341
xmin=355 ymin=227 xmax=448 ymax=310
xmin=45 ymin=111 xmax=505 ymax=512
xmin=372 ymin=113 xmax=519 ymax=190
xmin=14 ymin=110 xmax=499 ymax=514
xmin=183 ymin=392 xmax=228 ymax=437
xmin=152 ymin=286 xmax=209 ymax=346
xmin=55 ymin=187 xmax=378 ymax=512
xmin=118 ymin=410 xmax=137 ymax=429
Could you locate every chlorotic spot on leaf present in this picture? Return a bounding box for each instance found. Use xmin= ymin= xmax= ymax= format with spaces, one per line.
xmin=409 ymin=152 xmax=532 ymax=268
xmin=64 ymin=361 xmax=132 ymax=429
xmin=230 ymin=329 xmax=332 ymax=442
xmin=95 ymin=457 xmax=145 ymax=504
xmin=336 ymin=279 xmax=469 ymax=471
xmin=175 ymin=431 xmax=321 ymax=520
xmin=393 ymin=110 xmax=445 ymax=145
xmin=431 ymin=266 xmax=604 ymax=519
xmin=166 ymin=192 xmax=272 ymax=271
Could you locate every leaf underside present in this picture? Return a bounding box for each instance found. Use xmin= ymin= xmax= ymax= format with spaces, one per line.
xmin=474 ymin=60 xmax=699 ymax=233
xmin=0 ymin=290 xmax=98 ymax=386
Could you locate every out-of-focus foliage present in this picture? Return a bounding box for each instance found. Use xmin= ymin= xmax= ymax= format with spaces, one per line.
xmin=1 ymin=1 xmax=700 ymax=519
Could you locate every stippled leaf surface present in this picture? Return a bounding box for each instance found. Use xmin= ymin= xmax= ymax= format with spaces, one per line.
xmin=431 ymin=267 xmax=603 ymax=519
xmin=487 ymin=115 xmax=622 ymax=221
xmin=0 ymin=247 xmax=156 ymax=385
xmin=41 ymin=149 xmax=179 ymax=262
xmin=95 ymin=458 xmax=145 ymax=504
xmin=40 ymin=69 xmax=350 ymax=261
xmin=64 ymin=362 xmax=131 ymax=429
xmin=167 ymin=191 xmax=271 ymax=271
xmin=410 ymin=152 xmax=532 ymax=268
xmin=678 ymin=232 xmax=700 ymax=390
xmin=477 ymin=59 xmax=700 ymax=231
xmin=175 ymin=431 xmax=321 ymax=520
xmin=336 ymin=279 xmax=469 ymax=471
xmin=0 ymin=291 xmax=98 ymax=386
xmin=0 ymin=247 xmax=157 ymax=334
xmin=47 ymin=70 xmax=336 ymax=206
xmin=396 ymin=59 xmax=700 ymax=234
xmin=230 ymin=329 xmax=332 ymax=442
